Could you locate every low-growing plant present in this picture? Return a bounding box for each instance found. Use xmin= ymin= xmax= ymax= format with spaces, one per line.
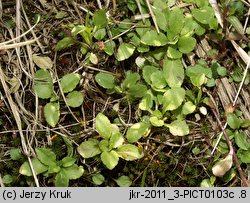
xmin=34 ymin=69 xmax=84 ymax=127
xmin=19 ymin=148 xmax=84 ymax=186
xmin=77 ymin=113 xmax=144 ymax=170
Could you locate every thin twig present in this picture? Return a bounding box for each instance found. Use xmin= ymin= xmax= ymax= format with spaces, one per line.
xmin=104 ymin=25 xmax=136 ymax=43
xmin=211 ymin=108 xmax=248 ymax=187
xmin=97 ymin=0 xmax=102 ymax=9
xmin=0 ymin=174 xmax=4 ymax=187
xmin=145 ymin=0 xmax=160 ymax=33
xmin=78 ymin=5 xmax=93 ymax=16
xmin=0 ymin=64 xmax=39 ymax=187
xmin=135 ymin=0 xmax=145 ymax=23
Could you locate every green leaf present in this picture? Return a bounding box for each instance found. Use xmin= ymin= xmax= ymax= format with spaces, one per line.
xmin=142 ymin=65 xmax=159 ymax=85
xmin=101 ymin=150 xmax=119 ymax=170
xmin=35 ymin=148 xmax=57 ymax=166
xmin=150 ymin=71 xmax=167 ymax=89
xmin=166 ymin=119 xmax=189 ymax=136
xmin=61 ymin=157 xmax=76 ymax=167
xmin=19 ymin=158 xmax=48 ymax=176
xmin=127 ymin=84 xmax=147 ymax=98
xmin=237 ymin=149 xmax=250 ymax=163
xmin=200 ymin=179 xmax=214 ymax=187
xmin=192 ymin=7 xmax=214 ymax=24
xmin=93 ymin=9 xmax=107 ymax=28
xmin=95 ymin=113 xmax=113 ymax=139
xmin=104 ymin=41 xmax=115 ymax=56
xmin=163 ymin=58 xmax=184 ymax=88
xmin=182 ymin=101 xmax=196 ymax=115
xmin=89 ymin=52 xmax=98 ymax=64
xmin=122 ymin=71 xmax=140 ymax=90
xmin=126 ymin=122 xmax=150 ymax=143
xmin=60 ymin=73 xmax=81 ymax=93
xmin=55 ymin=37 xmax=75 ymax=51
xmin=162 ymin=87 xmax=185 ymax=111
xmin=167 ymin=46 xmax=182 ymax=59
xmin=77 ymin=139 xmax=101 ymax=158
xmin=34 ymin=69 xmax=53 ymax=99
xmin=115 ymin=175 xmax=132 ymax=187
xmin=235 ymin=131 xmax=250 ymax=150
xmin=217 ymin=66 xmax=227 ymax=76
xmin=116 ymin=144 xmax=144 ymax=161
xmin=228 ymin=16 xmax=244 ymax=35
xmin=227 ymin=113 xmax=241 ymax=130
xmin=167 ymin=8 xmax=184 ymax=40
xmin=153 ymin=7 xmax=167 ymax=31
xmin=186 ymin=64 xmax=211 ymax=87
xmin=150 ymin=116 xmax=164 ymax=127
xmin=2 ymin=175 xmax=13 ymax=184
xmin=95 ymin=73 xmax=115 ymax=89
xmin=92 ymin=174 xmax=105 ymax=185
xmin=9 ymin=148 xmax=22 ymax=160
xmin=241 ymin=120 xmax=250 ymax=128
xmin=61 ymin=164 xmax=84 ymax=179
xmin=32 ymin=55 xmax=53 ymax=70
xmin=94 ymin=28 xmax=106 ymax=40
xmin=117 ymin=43 xmax=135 ymax=61
xmin=65 ymin=91 xmax=84 ymax=107
xmin=141 ymin=30 xmax=168 ymax=46
xmin=55 ymin=170 xmax=69 ymax=187
xmin=109 ymin=133 xmax=124 ymax=149
xmin=178 ymin=36 xmax=196 ymax=54
xmin=44 ymin=102 xmax=60 ymax=127
xmin=139 ymin=91 xmax=154 ymax=111
xmin=99 ymin=140 xmax=109 ymax=152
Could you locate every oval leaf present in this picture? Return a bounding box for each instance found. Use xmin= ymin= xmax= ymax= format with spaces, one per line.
xmin=115 ymin=175 xmax=132 ymax=187
xmin=101 ymin=150 xmax=119 ymax=170
xmin=60 ymin=73 xmax=81 ymax=93
xmin=166 ymin=119 xmax=189 ymax=136
xmin=163 ymin=58 xmax=184 ymax=88
xmin=95 ymin=73 xmax=115 ymax=89
xmin=237 ymin=149 xmax=250 ymax=163
xmin=141 ymin=30 xmax=168 ymax=46
xmin=61 ymin=157 xmax=76 ymax=167
xmin=182 ymin=101 xmax=196 ymax=115
xmin=227 ymin=113 xmax=241 ymax=130
xmin=116 ymin=144 xmax=144 ymax=161
xmin=44 ymin=102 xmax=60 ymax=127
xmin=150 ymin=116 xmax=164 ymax=127
xmin=65 ymin=91 xmax=84 ymax=107
xmin=32 ymin=55 xmax=53 ymax=70
xmin=109 ymin=133 xmax=124 ymax=149
xmin=235 ymin=131 xmax=250 ymax=150
xmin=92 ymin=174 xmax=105 ymax=185
xmin=77 ymin=139 xmax=101 ymax=158
xmin=178 ymin=36 xmax=196 ymax=54
xmin=61 ymin=164 xmax=84 ymax=180
xmin=19 ymin=158 xmax=48 ymax=176
xmin=162 ymin=87 xmax=185 ymax=111
xmin=117 ymin=43 xmax=135 ymax=61
xmin=55 ymin=170 xmax=69 ymax=187
xmin=34 ymin=69 xmax=53 ymax=99
xmin=95 ymin=113 xmax=113 ymax=139
xmin=35 ymin=148 xmax=57 ymax=166
xmin=55 ymin=37 xmax=75 ymax=51
xmin=126 ymin=122 xmax=150 ymax=143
